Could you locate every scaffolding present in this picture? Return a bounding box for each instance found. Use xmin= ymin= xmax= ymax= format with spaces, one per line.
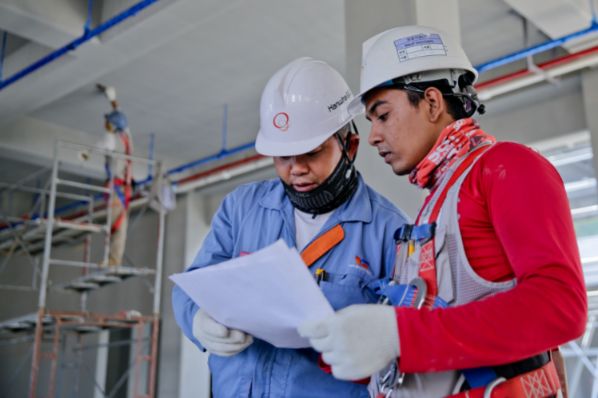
xmin=561 ymin=291 xmax=598 ymax=398
xmin=0 ymin=140 xmax=164 ymax=398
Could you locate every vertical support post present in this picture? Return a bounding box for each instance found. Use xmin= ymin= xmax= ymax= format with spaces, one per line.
xmin=48 ymin=316 xmax=61 ymax=398
xmin=55 ymin=334 xmax=67 ymax=398
xmin=94 ymin=331 xmax=109 ymax=398
xmin=70 ymin=333 xmax=83 ymax=398
xmin=152 ymin=207 xmax=165 ymax=315
xmin=29 ymin=311 xmax=44 ymax=398
xmin=104 ymin=156 xmax=116 ymax=265
xmin=148 ymin=204 xmax=165 ymax=398
xmin=30 ymin=142 xmax=60 ymax=398
xmin=148 ymin=319 xmax=160 ymax=398
xmin=81 ymin=195 xmax=93 ymax=311
xmin=38 ymin=141 xmax=60 ymax=309
xmin=133 ymin=321 xmax=144 ymax=398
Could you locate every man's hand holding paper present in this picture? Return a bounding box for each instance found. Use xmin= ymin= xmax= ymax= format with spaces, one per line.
xmin=193 ymin=308 xmax=253 ymax=357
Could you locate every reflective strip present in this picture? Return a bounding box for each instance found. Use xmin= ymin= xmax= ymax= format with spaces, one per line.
xmin=301 ymin=225 xmax=345 ymax=267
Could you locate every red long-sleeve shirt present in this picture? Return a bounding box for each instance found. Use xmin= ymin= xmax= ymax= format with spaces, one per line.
xmin=396 ymin=141 xmax=587 ymax=373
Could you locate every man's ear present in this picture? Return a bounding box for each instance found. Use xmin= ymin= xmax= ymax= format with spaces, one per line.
xmin=423 ymin=87 xmax=445 ymax=123
xmin=347 ymin=133 xmax=360 ymax=158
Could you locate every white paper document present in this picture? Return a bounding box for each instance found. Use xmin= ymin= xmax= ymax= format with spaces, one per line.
xmin=169 ymin=239 xmax=334 ymax=348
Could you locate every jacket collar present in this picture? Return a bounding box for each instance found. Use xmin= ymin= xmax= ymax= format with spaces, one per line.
xmin=259 ymin=174 xmax=372 ymax=224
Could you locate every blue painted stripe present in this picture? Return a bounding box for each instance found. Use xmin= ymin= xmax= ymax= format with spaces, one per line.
xmin=167 ymin=142 xmax=256 ymax=176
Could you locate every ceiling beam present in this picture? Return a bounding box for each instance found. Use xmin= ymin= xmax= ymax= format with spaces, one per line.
xmin=0 ymin=0 xmax=246 ymax=129
xmin=0 ymin=0 xmax=89 ymax=49
xmin=502 ymin=0 xmax=598 ymax=53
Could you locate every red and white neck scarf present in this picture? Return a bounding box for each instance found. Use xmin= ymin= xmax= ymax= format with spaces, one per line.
xmin=409 ymin=119 xmax=495 ymax=190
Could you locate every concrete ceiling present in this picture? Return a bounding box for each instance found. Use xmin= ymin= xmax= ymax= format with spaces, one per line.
xmin=26 ymin=0 xmax=346 ymax=168
xmin=1 ymin=0 xmax=596 ymax=173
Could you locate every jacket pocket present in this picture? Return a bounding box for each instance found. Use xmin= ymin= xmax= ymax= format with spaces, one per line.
xmin=320 ymin=270 xmax=377 ymax=311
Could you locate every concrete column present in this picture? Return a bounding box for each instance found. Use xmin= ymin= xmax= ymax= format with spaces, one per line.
xmin=344 ymin=0 xmax=421 ymax=219
xmin=179 ymin=190 xmax=211 ymax=398
xmin=582 ymin=68 xmax=598 ymax=176
xmin=157 ymin=196 xmax=186 ymax=398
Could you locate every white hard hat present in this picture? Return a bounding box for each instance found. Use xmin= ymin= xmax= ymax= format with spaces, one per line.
xmin=348 ymin=26 xmax=478 ymax=116
xmin=256 ymin=57 xmax=355 ymax=157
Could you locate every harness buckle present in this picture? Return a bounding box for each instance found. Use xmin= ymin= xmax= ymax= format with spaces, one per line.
xmin=418 ymin=222 xmax=436 ymax=245
xmin=394 ymin=223 xmax=437 ymax=245
xmin=394 ymin=224 xmax=414 ymax=244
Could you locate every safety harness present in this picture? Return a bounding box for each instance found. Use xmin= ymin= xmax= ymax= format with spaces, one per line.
xmin=373 ymin=144 xmax=561 ymax=398
xmin=104 ymin=132 xmax=133 ymax=233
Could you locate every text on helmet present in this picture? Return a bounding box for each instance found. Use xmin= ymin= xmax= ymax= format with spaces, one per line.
xmin=328 ymin=91 xmax=352 ymax=113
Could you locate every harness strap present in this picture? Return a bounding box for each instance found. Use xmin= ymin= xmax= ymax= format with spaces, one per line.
xmin=426 ymin=144 xmax=491 ymax=224
xmin=301 ymin=225 xmax=345 ymax=267
xmin=104 ymin=132 xmax=133 ymax=212
xmin=461 ymin=367 xmax=499 ymax=389
xmin=112 ymin=211 xmax=125 ymax=234
xmin=416 ymin=144 xmax=492 ymax=308
xmin=446 ymin=360 xmax=560 ymax=398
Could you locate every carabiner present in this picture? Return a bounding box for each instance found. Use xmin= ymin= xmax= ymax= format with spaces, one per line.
xmin=483 ymin=377 xmax=506 ymax=398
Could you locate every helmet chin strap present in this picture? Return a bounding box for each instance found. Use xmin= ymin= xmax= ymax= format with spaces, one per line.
xmin=282 ymin=122 xmax=361 ymax=217
xmin=336 ymin=120 xmax=360 ymax=180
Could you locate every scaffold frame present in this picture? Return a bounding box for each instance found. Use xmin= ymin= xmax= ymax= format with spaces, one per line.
xmin=0 ymin=140 xmax=165 ymax=398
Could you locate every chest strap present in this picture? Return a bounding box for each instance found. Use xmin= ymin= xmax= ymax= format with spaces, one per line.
xmin=301 ymin=225 xmax=345 ymax=267
xmin=446 ymin=360 xmax=560 ymax=398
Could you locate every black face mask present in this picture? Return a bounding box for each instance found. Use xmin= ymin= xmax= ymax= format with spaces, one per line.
xmin=282 ymin=122 xmax=360 ymax=216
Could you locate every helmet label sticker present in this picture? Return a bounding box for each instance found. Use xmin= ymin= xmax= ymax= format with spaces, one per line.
xmin=394 ymin=34 xmax=446 ymax=62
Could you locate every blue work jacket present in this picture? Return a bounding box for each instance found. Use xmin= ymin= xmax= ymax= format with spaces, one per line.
xmin=172 ymin=175 xmax=410 ymax=398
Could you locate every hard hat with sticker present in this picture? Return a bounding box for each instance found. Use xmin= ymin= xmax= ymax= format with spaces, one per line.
xmin=348 ymin=26 xmax=482 ymax=117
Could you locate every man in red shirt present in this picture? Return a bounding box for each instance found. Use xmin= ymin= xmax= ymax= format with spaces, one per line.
xmin=298 ymin=25 xmax=587 ymax=398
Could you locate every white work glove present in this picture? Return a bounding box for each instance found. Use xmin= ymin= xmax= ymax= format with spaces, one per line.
xmin=77 ymin=150 xmax=90 ymax=161
xmin=103 ymin=86 xmax=117 ymax=102
xmin=298 ymin=304 xmax=400 ymax=381
xmin=193 ymin=308 xmax=253 ymax=357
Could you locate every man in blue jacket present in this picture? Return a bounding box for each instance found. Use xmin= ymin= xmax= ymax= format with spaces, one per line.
xmin=172 ymin=57 xmax=409 ymax=398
